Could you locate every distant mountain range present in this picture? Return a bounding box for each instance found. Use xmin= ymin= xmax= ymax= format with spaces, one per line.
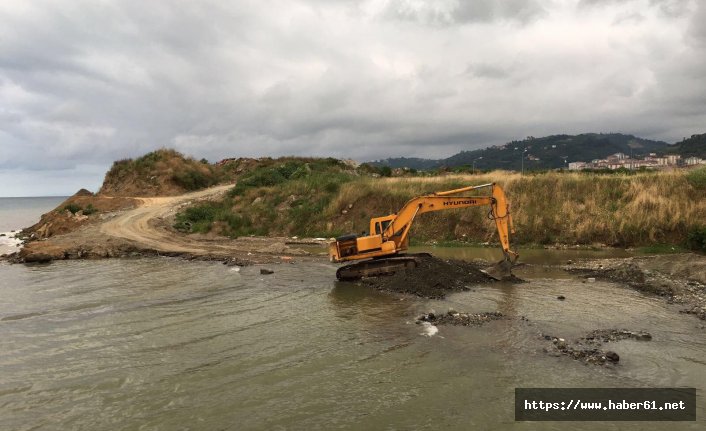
xmin=371 ymin=133 xmax=706 ymax=171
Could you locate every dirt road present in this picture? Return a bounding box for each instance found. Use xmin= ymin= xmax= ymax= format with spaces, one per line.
xmin=99 ymin=184 xmax=234 ymax=254
xmin=17 ymin=183 xmax=323 ymax=263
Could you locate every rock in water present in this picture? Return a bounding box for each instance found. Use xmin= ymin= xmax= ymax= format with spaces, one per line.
xmin=23 ymin=253 xmax=53 ymax=264
xmin=260 ymin=268 xmax=274 ymax=275
xmin=605 ymin=351 xmax=620 ymax=362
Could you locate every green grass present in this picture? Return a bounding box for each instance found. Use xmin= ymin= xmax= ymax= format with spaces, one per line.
xmin=686 ymin=166 xmax=706 ymax=190
xmin=173 ymin=201 xmax=255 ymax=236
xmin=174 ymin=158 xmax=358 ymax=238
xmin=228 ymin=158 xmax=349 ymax=197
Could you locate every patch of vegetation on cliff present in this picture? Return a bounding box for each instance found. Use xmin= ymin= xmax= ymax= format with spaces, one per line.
xmin=174 ymin=202 xmax=254 ymax=236
xmin=173 ymin=158 xmax=362 ymax=237
xmin=99 ymin=149 xmax=223 ymax=196
xmin=62 ymin=203 xmax=97 ymax=216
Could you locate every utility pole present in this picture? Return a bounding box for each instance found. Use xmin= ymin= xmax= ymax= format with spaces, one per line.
xmin=521 ymin=142 xmax=525 ymax=175
xmin=473 ymin=156 xmax=483 ymax=174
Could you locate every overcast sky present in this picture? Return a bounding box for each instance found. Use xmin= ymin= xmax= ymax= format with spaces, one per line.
xmin=1 ymin=0 xmax=704 ymax=196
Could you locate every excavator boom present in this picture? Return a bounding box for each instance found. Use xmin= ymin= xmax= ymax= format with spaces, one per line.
xmin=329 ymin=182 xmax=519 ymax=280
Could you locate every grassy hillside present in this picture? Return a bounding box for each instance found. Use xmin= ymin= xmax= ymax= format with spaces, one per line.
xmin=173 ymin=157 xmax=363 ymax=237
xmin=99 ymin=149 xmax=225 ymax=196
xmin=665 ymin=133 xmax=706 ymax=158
xmin=174 ymin=162 xmax=706 ymax=249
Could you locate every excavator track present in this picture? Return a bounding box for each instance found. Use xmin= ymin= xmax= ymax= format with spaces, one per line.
xmin=336 ymin=253 xmax=432 ymax=281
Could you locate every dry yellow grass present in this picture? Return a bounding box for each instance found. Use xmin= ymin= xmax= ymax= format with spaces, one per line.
xmin=329 ymin=170 xmax=705 ymax=246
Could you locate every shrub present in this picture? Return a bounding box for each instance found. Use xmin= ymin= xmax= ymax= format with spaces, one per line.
xmin=687 ymin=226 xmax=706 ymax=252
xmin=63 ymin=203 xmax=82 ymax=214
xmin=82 ymin=204 xmax=98 ymax=215
xmin=173 ymin=203 xmax=218 ymax=233
xmin=134 ymin=150 xmax=164 ymax=171
xmin=172 ymin=169 xmax=215 ymax=191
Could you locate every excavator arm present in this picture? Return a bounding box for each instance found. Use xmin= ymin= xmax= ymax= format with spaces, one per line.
xmin=329 ymin=182 xmax=519 ymax=280
xmin=379 ymin=183 xmax=517 ymax=262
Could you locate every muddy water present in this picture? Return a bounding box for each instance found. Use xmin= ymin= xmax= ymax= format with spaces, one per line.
xmin=1 ymin=252 xmax=704 ymax=430
xmin=410 ymin=244 xmax=634 ymax=264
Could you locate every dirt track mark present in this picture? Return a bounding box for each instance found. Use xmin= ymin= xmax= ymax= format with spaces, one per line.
xmin=100 ymin=184 xmax=235 ymax=254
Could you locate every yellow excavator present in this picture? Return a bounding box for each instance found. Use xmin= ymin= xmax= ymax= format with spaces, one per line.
xmin=329 ymin=182 xmax=519 ymax=280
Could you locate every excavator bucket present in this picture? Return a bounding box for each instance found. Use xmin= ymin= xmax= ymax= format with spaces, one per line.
xmin=481 ymin=256 xmax=516 ymax=281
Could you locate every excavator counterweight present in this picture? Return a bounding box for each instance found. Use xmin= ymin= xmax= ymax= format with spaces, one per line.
xmin=329 ymin=183 xmax=519 ymax=281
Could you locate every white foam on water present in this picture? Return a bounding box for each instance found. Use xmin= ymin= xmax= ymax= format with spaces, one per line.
xmin=0 ymin=232 xmax=22 ymax=255
xmin=419 ymin=321 xmax=439 ymax=337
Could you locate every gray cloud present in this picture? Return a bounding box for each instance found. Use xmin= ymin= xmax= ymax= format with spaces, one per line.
xmin=383 ymin=0 xmax=545 ymax=25
xmin=1 ymin=0 xmax=705 ymax=195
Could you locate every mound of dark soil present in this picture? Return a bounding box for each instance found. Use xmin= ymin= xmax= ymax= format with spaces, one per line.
xmin=360 ymin=255 xmax=522 ymax=299
xmin=417 ymin=310 xmax=504 ymax=326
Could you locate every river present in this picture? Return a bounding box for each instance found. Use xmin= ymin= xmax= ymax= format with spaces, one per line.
xmin=1 ymin=255 xmax=704 ymax=430
xmin=0 ymin=201 xmax=704 ymax=429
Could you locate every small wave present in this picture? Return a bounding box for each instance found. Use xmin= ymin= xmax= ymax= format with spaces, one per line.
xmin=0 ymin=232 xmax=22 ymax=252
xmin=419 ymin=321 xmax=438 ymax=337
xmin=1 ymin=311 xmax=46 ymax=321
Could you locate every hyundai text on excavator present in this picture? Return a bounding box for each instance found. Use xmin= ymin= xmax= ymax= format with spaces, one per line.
xmin=328 ymin=183 xmax=519 ymax=281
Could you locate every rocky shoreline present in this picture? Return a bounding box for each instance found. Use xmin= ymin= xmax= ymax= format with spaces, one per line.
xmin=1 ymin=237 xmax=319 ymax=266
xmin=564 ymin=254 xmax=706 ymax=321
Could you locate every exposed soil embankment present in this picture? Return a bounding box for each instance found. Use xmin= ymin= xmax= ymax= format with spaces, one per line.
xmin=359 ymin=255 xmax=524 ymax=299
xmin=21 ymin=191 xmax=139 ymax=241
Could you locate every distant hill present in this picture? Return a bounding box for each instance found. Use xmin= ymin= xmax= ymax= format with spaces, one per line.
xmin=665 ymin=133 xmax=706 ymax=158
xmin=373 ymin=133 xmax=672 ymax=171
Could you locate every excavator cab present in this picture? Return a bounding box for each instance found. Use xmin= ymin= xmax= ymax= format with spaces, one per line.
xmin=372 ymin=217 xmax=392 ymax=236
